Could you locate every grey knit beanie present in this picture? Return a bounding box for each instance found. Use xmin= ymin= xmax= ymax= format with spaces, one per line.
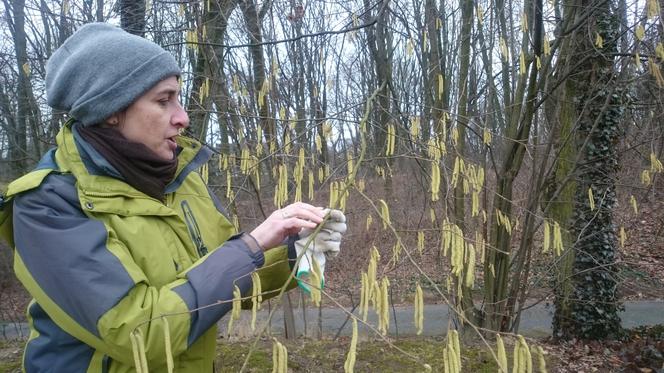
xmin=46 ymin=23 xmax=181 ymax=126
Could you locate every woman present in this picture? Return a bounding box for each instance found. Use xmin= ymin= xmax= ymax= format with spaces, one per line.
xmin=0 ymin=23 xmax=345 ymax=372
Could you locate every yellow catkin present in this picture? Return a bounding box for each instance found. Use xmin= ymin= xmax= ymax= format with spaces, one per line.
xmin=347 ymin=151 xmax=354 ymax=177
xmin=284 ymin=132 xmax=291 ymax=154
xmin=310 ymin=257 xmax=322 ymax=306
xmin=225 ymin=169 xmax=232 ymax=199
xmin=648 ymin=0 xmax=661 ymax=18
xmin=464 ymin=243 xmax=475 ymax=288
xmin=329 ymin=181 xmax=338 ymax=208
xmin=377 ymin=277 xmax=390 ymax=334
xmin=163 ymin=317 xmax=174 ymax=373
xmin=447 ymin=344 xmax=456 ymax=373
xmin=521 ymin=11 xmax=528 ymax=31
xmin=519 ymin=335 xmax=533 ymax=373
xmin=414 ymin=283 xmax=424 ymax=335
xmin=272 ymin=338 xmax=288 ymax=373
xmin=620 ymin=226 xmax=626 ymax=248
xmin=417 ymin=284 xmax=424 ymax=334
xmin=445 ymin=330 xmax=460 ymax=373
xmin=431 ymin=161 xmax=441 ymax=201
xmin=360 ymin=273 xmax=368 ymax=321
xmin=542 ymin=220 xmax=551 ymax=253
xmin=344 ymin=318 xmax=358 ymax=372
xmin=472 ymin=192 xmax=479 ymax=217
xmin=476 ymin=231 xmax=486 ymax=264
xmin=370 ymin=281 xmax=381 ymax=311
xmin=251 ymin=272 xmax=262 ymax=330
xmin=451 ymin=330 xmax=461 ymax=371
xmin=274 ymin=164 xmax=289 ymax=208
xmin=451 ymin=157 xmax=460 ymax=188
xmin=422 ymin=31 xmax=429 ymax=52
xmin=253 ymin=156 xmax=261 ymax=191
xmin=358 ymin=178 xmax=365 ymax=192
xmin=308 ymin=170 xmax=314 ymax=201
xmin=595 ymin=32 xmax=604 ymax=48
xmin=386 ymin=124 xmax=396 ymax=156
xmin=368 ymin=248 xmax=378 ymax=286
xmin=588 ymin=187 xmax=595 ymax=211
xmin=438 ymin=74 xmax=444 ymax=100
xmin=227 ymin=285 xmax=241 ymax=333
xmin=651 ymin=152 xmax=664 ymax=173
xmin=366 ymin=214 xmax=373 ymax=231
xmin=272 ymin=339 xmax=279 ymax=373
xmin=499 ymin=37 xmax=509 ymax=60
xmin=483 ymin=127 xmax=492 ymax=144
xmin=391 ymin=240 xmax=402 ymax=264
xmin=411 ymin=116 xmax=420 ymax=139
xmin=441 ymin=219 xmax=451 ymax=257
xmin=476 ymin=5 xmax=484 ymax=24
xmin=496 ymin=334 xmax=508 ymax=373
xmin=657 ymin=43 xmax=664 ymax=60
xmin=636 ymin=24 xmax=645 ymax=41
xmin=417 ymin=231 xmax=425 ymax=254
xmin=450 ymin=224 xmax=464 ymax=276
xmin=630 ymin=195 xmax=638 ymax=214
xmin=240 ymin=147 xmax=250 ymax=174
xmin=280 ymin=342 xmax=288 ymax=373
xmin=520 ymin=50 xmax=526 ymax=75
xmin=378 ymin=199 xmax=391 ymax=229
xmin=641 ymin=169 xmax=651 ymax=186
xmin=407 ymin=37 xmax=414 ymax=55
xmin=552 ymin=222 xmax=563 ymax=256
xmin=427 ymin=137 xmax=441 ymax=160
xmin=232 ymin=214 xmax=239 ymax=232
xmin=513 ymin=337 xmax=521 ymax=373
xmin=536 ymin=346 xmax=547 ymax=373
xmin=430 ymin=208 xmax=436 ymax=223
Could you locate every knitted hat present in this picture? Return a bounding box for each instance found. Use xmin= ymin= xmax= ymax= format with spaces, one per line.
xmin=46 ymin=23 xmax=181 ymax=126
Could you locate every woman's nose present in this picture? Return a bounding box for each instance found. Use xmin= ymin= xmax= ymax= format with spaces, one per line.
xmin=173 ymin=102 xmax=190 ymax=128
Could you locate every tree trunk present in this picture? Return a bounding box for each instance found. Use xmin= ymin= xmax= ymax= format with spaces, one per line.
xmin=240 ymin=0 xmax=275 ymax=148
xmin=452 ymin=0 xmax=477 ymax=325
xmin=559 ymin=0 xmax=624 ymax=339
xmin=5 ymin=0 xmax=31 ymax=176
xmin=119 ymin=0 xmax=146 ymax=36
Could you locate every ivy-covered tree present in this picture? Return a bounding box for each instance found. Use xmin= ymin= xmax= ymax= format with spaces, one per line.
xmin=554 ymin=0 xmax=626 ymax=339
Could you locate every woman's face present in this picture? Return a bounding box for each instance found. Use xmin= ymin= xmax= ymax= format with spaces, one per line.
xmin=109 ymin=76 xmax=189 ymax=161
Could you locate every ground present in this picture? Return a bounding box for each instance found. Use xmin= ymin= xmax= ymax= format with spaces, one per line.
xmin=0 ymin=327 xmax=661 ymax=372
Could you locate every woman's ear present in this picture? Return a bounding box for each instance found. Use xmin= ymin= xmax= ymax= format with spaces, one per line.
xmin=104 ymin=111 xmax=126 ymax=127
xmin=104 ymin=114 xmax=120 ymax=126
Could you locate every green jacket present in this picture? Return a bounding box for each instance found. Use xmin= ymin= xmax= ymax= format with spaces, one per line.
xmin=0 ymin=121 xmax=295 ymax=372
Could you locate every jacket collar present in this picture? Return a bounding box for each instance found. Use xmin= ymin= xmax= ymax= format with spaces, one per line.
xmin=55 ymin=119 xmax=211 ymax=198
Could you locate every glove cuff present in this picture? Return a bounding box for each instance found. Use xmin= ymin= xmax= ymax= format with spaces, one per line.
xmin=296 ymin=252 xmax=326 ymax=294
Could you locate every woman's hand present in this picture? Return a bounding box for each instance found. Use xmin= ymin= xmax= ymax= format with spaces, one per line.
xmin=249 ymin=202 xmax=326 ymax=250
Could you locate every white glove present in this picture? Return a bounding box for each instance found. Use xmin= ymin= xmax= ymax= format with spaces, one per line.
xmin=295 ymin=209 xmax=347 ymax=292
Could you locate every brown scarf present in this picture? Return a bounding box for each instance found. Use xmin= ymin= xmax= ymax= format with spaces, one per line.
xmin=77 ymin=125 xmax=178 ymax=201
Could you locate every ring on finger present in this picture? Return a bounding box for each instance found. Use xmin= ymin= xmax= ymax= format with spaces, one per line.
xmin=281 ymin=210 xmax=290 ymax=219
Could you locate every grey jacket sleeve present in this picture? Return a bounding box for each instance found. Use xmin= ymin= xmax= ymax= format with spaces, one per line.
xmin=173 ymin=234 xmax=265 ymax=345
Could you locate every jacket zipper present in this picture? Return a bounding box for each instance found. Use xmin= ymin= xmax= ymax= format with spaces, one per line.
xmin=181 ymin=200 xmax=209 ymax=257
